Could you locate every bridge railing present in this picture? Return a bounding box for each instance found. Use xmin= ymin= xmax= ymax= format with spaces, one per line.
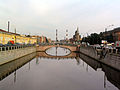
xmin=38 ymin=43 xmax=78 ymax=46
xmin=60 ymin=43 xmax=78 ymax=46
xmin=80 ymin=44 xmax=120 ymax=57
xmin=38 ymin=43 xmax=54 ymax=46
xmin=0 ymin=44 xmax=35 ymax=52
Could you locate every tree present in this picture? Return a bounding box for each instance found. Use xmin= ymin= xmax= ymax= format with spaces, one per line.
xmin=106 ymin=34 xmax=114 ymax=43
xmin=82 ymin=33 xmax=101 ymax=45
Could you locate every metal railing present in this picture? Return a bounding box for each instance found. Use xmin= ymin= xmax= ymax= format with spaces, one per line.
xmin=0 ymin=44 xmax=35 ymax=52
xmin=38 ymin=43 xmax=78 ymax=46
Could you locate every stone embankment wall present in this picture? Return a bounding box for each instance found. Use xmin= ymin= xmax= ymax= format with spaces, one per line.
xmin=79 ymin=45 xmax=120 ymax=71
xmin=103 ymin=53 xmax=120 ymax=71
xmin=80 ymin=52 xmax=120 ymax=89
xmin=79 ymin=45 xmax=100 ymax=60
xmin=0 ymin=46 xmax=36 ymax=65
xmin=0 ymin=52 xmax=36 ymax=80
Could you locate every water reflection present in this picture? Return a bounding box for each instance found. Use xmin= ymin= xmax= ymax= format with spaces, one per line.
xmin=0 ymin=47 xmax=119 ymax=90
xmin=46 ymin=47 xmax=71 ymax=56
xmin=79 ymin=53 xmax=120 ymax=90
xmin=37 ymin=50 xmax=120 ymax=90
xmin=0 ymin=52 xmax=36 ymax=82
xmin=102 ymin=64 xmax=120 ymax=89
xmin=56 ymin=47 xmax=57 ymax=56
xmin=37 ymin=51 xmax=77 ymax=60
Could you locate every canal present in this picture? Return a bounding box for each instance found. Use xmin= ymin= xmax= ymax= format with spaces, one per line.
xmin=0 ymin=47 xmax=120 ymax=90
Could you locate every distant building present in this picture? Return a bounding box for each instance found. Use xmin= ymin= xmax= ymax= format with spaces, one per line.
xmin=69 ymin=38 xmax=74 ymax=43
xmin=47 ymin=38 xmax=52 ymax=43
xmin=0 ymin=29 xmax=36 ymax=44
xmin=72 ymin=27 xmax=81 ymax=43
xmin=36 ymin=36 xmax=51 ymax=44
xmin=102 ymin=27 xmax=120 ymax=42
xmin=69 ymin=27 xmax=82 ymax=44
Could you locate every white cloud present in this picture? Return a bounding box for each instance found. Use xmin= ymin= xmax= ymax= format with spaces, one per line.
xmin=0 ymin=0 xmax=120 ymax=39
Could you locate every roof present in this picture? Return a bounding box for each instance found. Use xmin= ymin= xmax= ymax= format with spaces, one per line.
xmin=0 ymin=29 xmax=20 ymax=36
xmin=112 ymin=27 xmax=120 ymax=33
xmin=103 ymin=27 xmax=120 ymax=35
xmin=107 ymin=27 xmax=120 ymax=33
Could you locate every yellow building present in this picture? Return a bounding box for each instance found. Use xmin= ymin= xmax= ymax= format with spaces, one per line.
xmin=0 ymin=29 xmax=37 ymax=44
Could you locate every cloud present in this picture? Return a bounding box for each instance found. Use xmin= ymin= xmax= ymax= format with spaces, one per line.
xmin=0 ymin=0 xmax=120 ymax=39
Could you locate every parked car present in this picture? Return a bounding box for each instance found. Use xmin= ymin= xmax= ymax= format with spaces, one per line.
xmin=0 ymin=43 xmax=3 ymax=47
xmin=93 ymin=44 xmax=102 ymax=53
xmin=4 ymin=44 xmax=12 ymax=47
xmin=13 ymin=43 xmax=21 ymax=46
xmin=94 ymin=44 xmax=101 ymax=49
xmin=105 ymin=46 xmax=113 ymax=49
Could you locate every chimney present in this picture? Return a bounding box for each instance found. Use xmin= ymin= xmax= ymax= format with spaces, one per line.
xmin=8 ymin=21 xmax=10 ymax=32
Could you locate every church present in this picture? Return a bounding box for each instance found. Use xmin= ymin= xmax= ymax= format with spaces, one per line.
xmin=73 ymin=27 xmax=81 ymax=42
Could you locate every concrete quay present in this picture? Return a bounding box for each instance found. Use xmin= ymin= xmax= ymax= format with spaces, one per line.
xmin=79 ymin=45 xmax=120 ymax=71
xmin=0 ymin=44 xmax=78 ymax=66
xmin=0 ymin=46 xmax=36 ymax=65
xmin=0 ymin=52 xmax=36 ymax=80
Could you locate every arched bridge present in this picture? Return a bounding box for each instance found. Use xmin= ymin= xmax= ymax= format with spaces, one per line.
xmin=36 ymin=51 xmax=80 ymax=64
xmin=36 ymin=51 xmax=78 ymax=59
xmin=36 ymin=44 xmax=79 ymax=52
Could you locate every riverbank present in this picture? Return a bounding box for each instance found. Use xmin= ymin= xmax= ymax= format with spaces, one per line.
xmin=79 ymin=45 xmax=120 ymax=71
xmin=0 ymin=52 xmax=36 ymax=80
xmin=0 ymin=46 xmax=36 ymax=66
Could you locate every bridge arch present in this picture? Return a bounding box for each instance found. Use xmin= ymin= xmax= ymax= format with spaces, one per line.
xmin=36 ymin=51 xmax=77 ymax=59
xmin=36 ymin=45 xmax=77 ymax=52
xmin=45 ymin=47 xmax=71 ymax=57
xmin=45 ymin=45 xmax=72 ymax=52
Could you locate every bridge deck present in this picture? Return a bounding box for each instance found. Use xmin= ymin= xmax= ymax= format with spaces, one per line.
xmin=36 ymin=45 xmax=78 ymax=52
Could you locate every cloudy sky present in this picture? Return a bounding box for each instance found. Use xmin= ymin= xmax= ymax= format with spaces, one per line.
xmin=0 ymin=0 xmax=120 ymax=40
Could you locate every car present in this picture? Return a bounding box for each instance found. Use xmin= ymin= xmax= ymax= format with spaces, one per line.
xmin=93 ymin=44 xmax=102 ymax=53
xmin=105 ymin=45 xmax=113 ymax=49
xmin=0 ymin=43 xmax=3 ymax=47
xmin=94 ymin=44 xmax=101 ymax=49
xmin=4 ymin=44 xmax=12 ymax=47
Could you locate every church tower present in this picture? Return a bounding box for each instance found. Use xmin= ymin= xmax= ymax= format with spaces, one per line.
xmin=73 ymin=27 xmax=81 ymax=42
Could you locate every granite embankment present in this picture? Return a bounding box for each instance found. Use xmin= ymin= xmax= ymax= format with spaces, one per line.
xmin=79 ymin=45 xmax=120 ymax=71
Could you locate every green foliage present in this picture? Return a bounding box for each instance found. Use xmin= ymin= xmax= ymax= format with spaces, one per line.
xmin=82 ymin=31 xmax=114 ymax=45
xmin=82 ymin=33 xmax=101 ymax=45
xmin=106 ymin=34 xmax=114 ymax=43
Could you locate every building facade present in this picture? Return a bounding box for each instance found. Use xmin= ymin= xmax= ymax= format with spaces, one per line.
xmin=73 ymin=27 xmax=81 ymax=42
xmin=0 ymin=29 xmax=37 ymax=44
xmin=36 ymin=36 xmax=51 ymax=44
xmin=102 ymin=27 xmax=120 ymax=42
xmin=69 ymin=27 xmax=82 ymax=44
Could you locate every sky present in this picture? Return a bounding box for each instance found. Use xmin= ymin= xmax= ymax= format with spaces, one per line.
xmin=0 ymin=0 xmax=120 ymax=40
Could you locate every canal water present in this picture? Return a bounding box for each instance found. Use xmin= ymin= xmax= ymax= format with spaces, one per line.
xmin=0 ymin=47 xmax=120 ymax=90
